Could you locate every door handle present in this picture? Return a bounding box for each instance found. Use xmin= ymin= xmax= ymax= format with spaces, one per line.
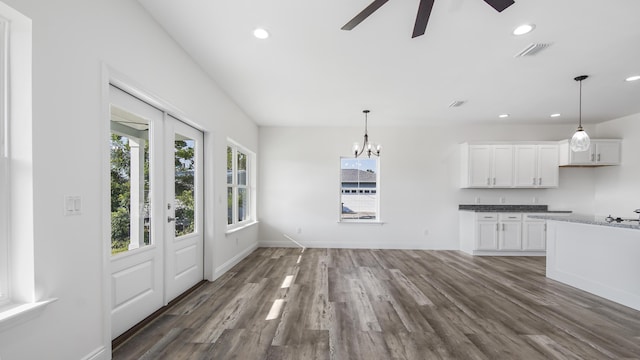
xmin=167 ymin=216 xmax=175 ymax=223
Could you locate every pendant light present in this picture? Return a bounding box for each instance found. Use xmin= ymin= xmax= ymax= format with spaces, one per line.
xmin=570 ymin=75 xmax=590 ymax=152
xmin=352 ymin=110 xmax=381 ymax=158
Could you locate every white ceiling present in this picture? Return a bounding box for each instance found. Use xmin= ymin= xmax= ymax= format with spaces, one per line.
xmin=138 ymin=0 xmax=640 ymax=127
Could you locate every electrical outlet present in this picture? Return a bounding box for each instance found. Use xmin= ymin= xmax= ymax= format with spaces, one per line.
xmin=475 ymin=196 xmax=481 ymax=204
xmin=499 ymin=197 xmax=506 ymax=204
xmin=532 ymin=196 xmax=538 ymax=204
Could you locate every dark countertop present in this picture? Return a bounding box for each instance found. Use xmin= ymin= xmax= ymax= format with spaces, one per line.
xmin=528 ymin=214 xmax=640 ymax=230
xmin=458 ymin=205 xmax=572 ymax=213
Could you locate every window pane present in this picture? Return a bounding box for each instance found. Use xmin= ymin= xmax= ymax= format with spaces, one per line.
xmin=110 ymin=107 xmax=152 ymax=255
xmin=227 ymin=187 xmax=233 ymax=225
xmin=227 ymin=146 xmax=233 ymax=185
xmin=238 ymin=188 xmax=248 ymax=222
xmin=340 ymin=158 xmax=377 ymax=220
xmin=175 ymin=135 xmax=195 ymax=237
xmin=237 ymin=151 xmax=247 ymax=185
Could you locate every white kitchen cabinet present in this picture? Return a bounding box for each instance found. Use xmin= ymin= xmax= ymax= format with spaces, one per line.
xmin=461 ymin=144 xmax=513 ymax=188
xmin=558 ymin=139 xmax=621 ymax=166
xmin=498 ymin=213 xmax=522 ymax=250
xmin=476 ymin=213 xmax=498 ymax=250
xmin=523 ymin=216 xmax=546 ymax=251
xmin=459 ymin=211 xmax=547 ymax=256
xmin=514 ymin=144 xmax=559 ymax=188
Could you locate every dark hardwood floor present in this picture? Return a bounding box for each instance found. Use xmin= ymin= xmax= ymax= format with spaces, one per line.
xmin=113 ymin=248 xmax=640 ymax=359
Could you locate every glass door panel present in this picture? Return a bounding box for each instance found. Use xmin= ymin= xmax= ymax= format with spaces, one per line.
xmin=110 ymin=105 xmax=152 ymax=255
xmin=174 ymin=134 xmax=195 ymax=237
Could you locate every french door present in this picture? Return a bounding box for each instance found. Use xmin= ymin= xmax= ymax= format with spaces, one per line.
xmin=108 ymin=85 xmax=204 ymax=339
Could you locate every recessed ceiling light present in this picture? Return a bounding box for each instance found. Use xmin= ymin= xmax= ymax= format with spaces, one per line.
xmin=253 ymin=28 xmax=269 ymax=39
xmin=550 ymin=113 xmax=561 ymax=118
xmin=625 ymin=75 xmax=640 ymax=82
xmin=513 ymin=24 xmax=535 ymax=36
xmin=498 ymin=114 xmax=509 ymax=118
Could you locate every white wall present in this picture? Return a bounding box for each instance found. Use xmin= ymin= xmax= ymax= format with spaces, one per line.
xmin=0 ymin=0 xmax=258 ymax=359
xmin=258 ymin=123 xmax=596 ymax=249
xmin=594 ymin=112 xmax=640 ymax=217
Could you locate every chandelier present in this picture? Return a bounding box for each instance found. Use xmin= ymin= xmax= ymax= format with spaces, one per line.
xmin=352 ymin=110 xmax=381 ymax=158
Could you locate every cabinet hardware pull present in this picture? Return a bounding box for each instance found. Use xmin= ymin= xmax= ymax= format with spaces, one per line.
xmin=496 ymin=224 xmax=499 ymax=231
xmin=597 ymin=153 xmax=601 ymax=162
xmin=487 ymin=177 xmax=491 ymax=185
xmin=532 ymin=178 xmax=536 ymax=185
xmin=502 ymin=224 xmax=505 ymax=231
xmin=539 ymin=177 xmax=542 ymax=185
xmin=591 ymin=153 xmax=595 ymax=161
xmin=493 ymin=178 xmax=496 ymax=185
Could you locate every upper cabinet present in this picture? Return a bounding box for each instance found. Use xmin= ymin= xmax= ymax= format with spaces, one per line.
xmin=461 ymin=142 xmax=558 ymax=188
xmin=461 ymin=144 xmax=513 ymax=188
xmin=514 ymin=144 xmax=559 ymax=188
xmin=558 ymin=139 xmax=621 ymax=166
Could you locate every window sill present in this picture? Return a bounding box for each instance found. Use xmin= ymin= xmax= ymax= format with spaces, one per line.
xmin=338 ymin=220 xmax=386 ymax=225
xmin=226 ymin=220 xmax=259 ymax=235
xmin=0 ymin=298 xmax=57 ymax=333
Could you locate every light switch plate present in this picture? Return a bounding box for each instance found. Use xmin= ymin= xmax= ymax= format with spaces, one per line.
xmin=64 ymin=195 xmax=82 ymax=215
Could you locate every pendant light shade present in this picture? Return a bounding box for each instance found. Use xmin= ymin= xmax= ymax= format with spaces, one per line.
xmin=570 ymin=75 xmax=590 ymax=152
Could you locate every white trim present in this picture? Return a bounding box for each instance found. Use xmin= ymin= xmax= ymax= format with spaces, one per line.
xmin=257 ymin=240 xmax=431 ymax=250
xmin=225 ymin=220 xmax=259 ymax=235
xmin=213 ymin=243 xmax=258 ymax=280
xmin=0 ymin=298 xmax=57 ymax=333
xmin=81 ymin=346 xmax=108 ymax=360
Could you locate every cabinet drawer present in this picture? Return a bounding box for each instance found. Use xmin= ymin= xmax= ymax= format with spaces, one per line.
xmin=477 ymin=213 xmax=498 ymax=221
xmin=499 ymin=213 xmax=522 ymax=221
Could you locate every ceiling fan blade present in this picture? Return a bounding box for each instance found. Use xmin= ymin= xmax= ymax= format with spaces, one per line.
xmin=483 ymin=0 xmax=515 ymax=12
xmin=412 ymin=0 xmax=435 ymax=38
xmin=341 ymin=0 xmax=389 ymax=31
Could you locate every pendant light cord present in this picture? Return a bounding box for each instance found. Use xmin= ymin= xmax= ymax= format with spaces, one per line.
xmin=579 ymin=79 xmax=583 ymax=128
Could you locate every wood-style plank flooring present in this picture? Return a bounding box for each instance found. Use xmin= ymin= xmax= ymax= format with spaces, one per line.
xmin=113 ymin=248 xmax=640 ymax=359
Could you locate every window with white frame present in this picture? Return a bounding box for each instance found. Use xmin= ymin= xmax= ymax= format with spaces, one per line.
xmin=227 ymin=141 xmax=253 ymax=228
xmin=340 ymin=157 xmax=379 ymax=221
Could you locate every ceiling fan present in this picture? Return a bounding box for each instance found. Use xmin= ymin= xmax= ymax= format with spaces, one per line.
xmin=341 ymin=0 xmax=515 ymax=38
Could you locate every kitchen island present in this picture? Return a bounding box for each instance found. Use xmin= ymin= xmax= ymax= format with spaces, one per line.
xmin=529 ymin=214 xmax=640 ymax=311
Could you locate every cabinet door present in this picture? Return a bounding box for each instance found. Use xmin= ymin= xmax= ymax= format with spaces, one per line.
xmin=595 ymin=141 xmax=621 ymax=165
xmin=514 ymin=145 xmax=537 ymax=187
xmin=492 ymin=145 xmax=514 ymax=187
xmin=476 ymin=221 xmax=498 ymax=250
xmin=499 ymin=222 xmax=522 ymax=250
xmin=537 ymin=145 xmax=559 ymax=187
xmin=523 ymin=221 xmax=546 ymax=251
xmin=569 ymin=146 xmax=594 ymax=164
xmin=468 ymin=146 xmax=493 ymax=187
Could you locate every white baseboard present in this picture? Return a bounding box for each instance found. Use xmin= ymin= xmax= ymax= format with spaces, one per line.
xmin=258 ymin=240 xmax=433 ymax=250
xmin=213 ymin=243 xmax=259 ymax=280
xmin=82 ymin=346 xmax=107 ymax=360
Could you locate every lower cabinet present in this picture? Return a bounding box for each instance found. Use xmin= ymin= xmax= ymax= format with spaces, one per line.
xmin=460 ymin=211 xmax=546 ymax=256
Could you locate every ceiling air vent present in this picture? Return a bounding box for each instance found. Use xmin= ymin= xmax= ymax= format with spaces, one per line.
xmin=448 ymin=100 xmax=466 ymax=108
xmin=514 ymin=43 xmax=551 ymax=57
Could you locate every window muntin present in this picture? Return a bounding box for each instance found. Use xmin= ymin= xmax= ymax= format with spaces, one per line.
xmin=340 ymin=158 xmax=379 ymax=221
xmin=227 ymin=142 xmax=253 ymax=228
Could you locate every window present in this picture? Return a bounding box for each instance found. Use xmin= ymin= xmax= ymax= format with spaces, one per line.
xmin=227 ymin=140 xmax=254 ymax=229
xmin=340 ymin=157 xmax=379 ymax=221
